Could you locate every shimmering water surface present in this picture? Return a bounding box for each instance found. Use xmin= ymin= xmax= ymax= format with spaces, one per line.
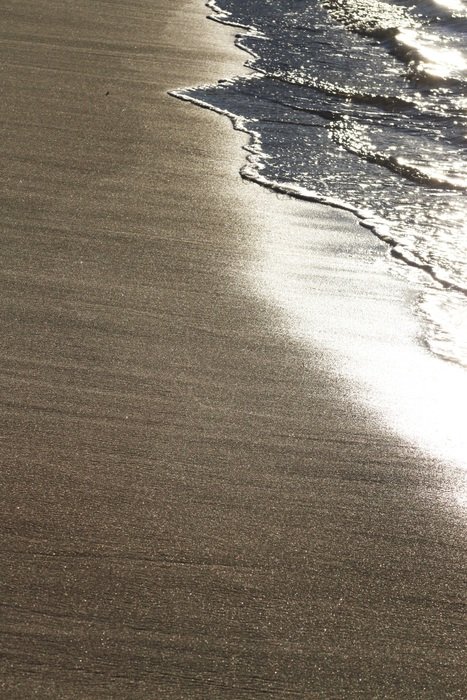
xmin=173 ymin=0 xmax=467 ymax=366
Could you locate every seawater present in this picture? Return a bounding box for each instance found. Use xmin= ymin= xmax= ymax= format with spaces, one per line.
xmin=171 ymin=0 xmax=467 ymax=367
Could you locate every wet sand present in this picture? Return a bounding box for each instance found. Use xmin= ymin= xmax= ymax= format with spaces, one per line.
xmin=1 ymin=0 xmax=465 ymax=697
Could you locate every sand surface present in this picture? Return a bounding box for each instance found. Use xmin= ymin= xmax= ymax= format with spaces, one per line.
xmin=1 ymin=0 xmax=465 ymax=697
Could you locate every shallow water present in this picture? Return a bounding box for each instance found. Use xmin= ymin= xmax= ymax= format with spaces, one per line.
xmin=172 ymin=0 xmax=467 ymax=366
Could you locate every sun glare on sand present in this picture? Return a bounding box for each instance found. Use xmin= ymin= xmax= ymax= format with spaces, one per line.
xmin=254 ymin=203 xmax=467 ymax=479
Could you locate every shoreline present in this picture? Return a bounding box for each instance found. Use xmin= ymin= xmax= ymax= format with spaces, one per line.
xmin=172 ymin=10 xmax=467 ymax=474
xmin=1 ymin=0 xmax=465 ymax=697
xmin=178 ymin=0 xmax=467 ymax=373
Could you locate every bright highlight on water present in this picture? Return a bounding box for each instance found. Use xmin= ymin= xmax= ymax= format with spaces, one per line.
xmin=172 ymin=0 xmax=467 ymax=367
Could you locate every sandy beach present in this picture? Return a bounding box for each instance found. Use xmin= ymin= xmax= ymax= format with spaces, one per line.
xmin=1 ymin=0 xmax=465 ymax=697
